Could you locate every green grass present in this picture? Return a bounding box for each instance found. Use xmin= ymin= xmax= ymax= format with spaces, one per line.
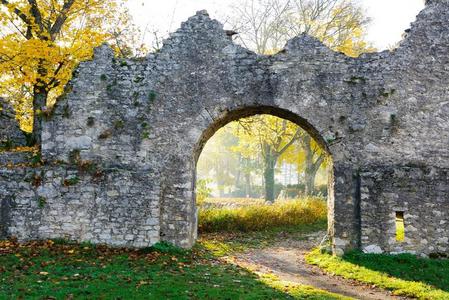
xmin=0 ymin=239 xmax=344 ymax=299
xmin=259 ymin=273 xmax=351 ymax=300
xmin=199 ymin=197 xmax=327 ymax=233
xmin=306 ymin=249 xmax=449 ymax=300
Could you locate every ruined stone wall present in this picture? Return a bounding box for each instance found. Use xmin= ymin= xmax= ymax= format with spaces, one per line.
xmin=0 ymin=1 xmax=448 ymax=255
xmin=361 ymin=165 xmax=449 ymax=256
xmin=0 ymin=98 xmax=26 ymax=148
xmin=0 ymin=164 xmax=160 ymax=247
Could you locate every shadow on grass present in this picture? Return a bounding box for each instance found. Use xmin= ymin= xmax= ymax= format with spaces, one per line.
xmin=343 ymin=251 xmax=449 ymax=292
xmin=0 ymin=239 xmax=339 ymax=299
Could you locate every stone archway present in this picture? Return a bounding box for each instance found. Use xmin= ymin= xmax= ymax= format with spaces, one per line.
xmin=189 ymin=105 xmax=356 ymax=254
xmin=2 ymin=2 xmax=448 ymax=257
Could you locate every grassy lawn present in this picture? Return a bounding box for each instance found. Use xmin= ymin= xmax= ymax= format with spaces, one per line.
xmin=306 ymin=249 xmax=449 ymax=300
xmin=0 ymin=238 xmax=343 ymax=299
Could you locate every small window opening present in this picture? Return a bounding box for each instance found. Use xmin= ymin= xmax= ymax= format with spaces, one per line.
xmin=395 ymin=211 xmax=405 ymax=242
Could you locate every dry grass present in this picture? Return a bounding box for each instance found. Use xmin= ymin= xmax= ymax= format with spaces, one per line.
xmin=200 ymin=197 xmax=265 ymax=208
xmin=198 ymin=197 xmax=327 ymax=233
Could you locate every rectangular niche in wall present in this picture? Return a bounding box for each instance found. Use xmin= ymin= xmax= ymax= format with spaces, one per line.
xmin=395 ymin=211 xmax=405 ymax=242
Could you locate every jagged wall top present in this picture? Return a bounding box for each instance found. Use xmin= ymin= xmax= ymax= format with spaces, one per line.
xmin=0 ymin=1 xmax=448 ymax=254
xmin=0 ymin=98 xmax=26 ymax=147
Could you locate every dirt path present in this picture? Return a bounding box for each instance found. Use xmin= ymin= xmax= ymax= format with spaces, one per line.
xmin=228 ymin=231 xmax=403 ymax=300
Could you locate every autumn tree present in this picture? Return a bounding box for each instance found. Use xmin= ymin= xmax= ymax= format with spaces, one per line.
xmin=232 ymin=115 xmax=301 ymax=202
xmin=281 ymin=132 xmax=327 ymax=195
xmin=236 ymin=155 xmax=262 ymax=198
xmin=225 ymin=0 xmax=373 ymax=197
xmin=197 ymin=126 xmax=241 ymax=197
xmin=229 ymin=0 xmax=374 ymax=56
xmin=0 ymin=0 xmax=141 ymax=142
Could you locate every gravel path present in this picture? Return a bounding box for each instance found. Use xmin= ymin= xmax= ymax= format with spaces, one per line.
xmin=228 ymin=231 xmax=405 ymax=300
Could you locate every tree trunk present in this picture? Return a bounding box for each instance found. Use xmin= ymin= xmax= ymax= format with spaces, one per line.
xmin=32 ymin=87 xmax=48 ymax=146
xmin=216 ymin=173 xmax=225 ymax=198
xmin=235 ymin=154 xmax=242 ymax=188
xmin=304 ymin=164 xmax=318 ymax=196
xmin=215 ymin=158 xmax=225 ymax=198
xmin=244 ymin=172 xmax=251 ymax=198
xmin=264 ymin=155 xmax=276 ymax=203
xmin=32 ymin=56 xmax=50 ymax=146
xmin=302 ymin=135 xmax=325 ymax=196
xmin=303 ymin=135 xmax=317 ymax=196
xmin=303 ymin=135 xmax=312 ymax=195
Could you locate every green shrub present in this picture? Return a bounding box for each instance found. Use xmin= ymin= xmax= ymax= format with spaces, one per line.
xmin=198 ymin=197 xmax=327 ymax=233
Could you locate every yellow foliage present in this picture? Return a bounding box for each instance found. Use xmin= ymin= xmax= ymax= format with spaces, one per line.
xmin=269 ymin=1 xmax=375 ymax=57
xmin=318 ymin=4 xmax=376 ymax=57
xmin=230 ymin=114 xmax=300 ymax=160
xmin=0 ymin=0 xmax=138 ymax=132
xmin=280 ymin=132 xmax=329 ymax=174
xmin=228 ymin=114 xmax=328 ymax=176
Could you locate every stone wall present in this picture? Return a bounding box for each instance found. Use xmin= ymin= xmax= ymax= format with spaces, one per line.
xmin=0 ymin=165 xmax=160 ymax=247
xmin=0 ymin=1 xmax=448 ymax=255
xmin=361 ymin=165 xmax=449 ymax=256
xmin=0 ymin=98 xmax=26 ymax=148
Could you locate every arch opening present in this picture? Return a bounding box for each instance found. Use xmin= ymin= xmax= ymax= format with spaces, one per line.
xmin=193 ymin=106 xmax=335 ymax=247
xmin=194 ymin=106 xmax=331 ymax=165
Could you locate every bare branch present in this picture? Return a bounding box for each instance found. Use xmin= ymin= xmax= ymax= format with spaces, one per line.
xmin=1 ymin=0 xmax=31 ymax=26
xmin=228 ymin=0 xmax=371 ymax=55
xmin=7 ymin=18 xmax=29 ymax=39
xmin=277 ymin=128 xmax=301 ymax=156
xmin=49 ymin=0 xmax=76 ymax=40
xmin=27 ymin=0 xmax=45 ymax=34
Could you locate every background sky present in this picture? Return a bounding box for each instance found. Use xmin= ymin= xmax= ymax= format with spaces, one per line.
xmin=126 ymin=0 xmax=425 ymax=51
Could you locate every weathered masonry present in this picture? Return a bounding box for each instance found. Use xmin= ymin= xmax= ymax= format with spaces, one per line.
xmin=1 ymin=1 xmax=449 ymax=256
